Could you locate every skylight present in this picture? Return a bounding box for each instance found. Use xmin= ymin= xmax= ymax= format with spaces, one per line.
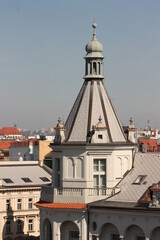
xmin=21 ymin=177 xmax=32 ymax=183
xmin=133 ymin=175 xmax=147 ymax=185
xmin=3 ymin=178 xmax=14 ymax=184
xmin=40 ymin=177 xmax=50 ymax=182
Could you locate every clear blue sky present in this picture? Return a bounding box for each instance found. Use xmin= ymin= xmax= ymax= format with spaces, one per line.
xmin=1 ymin=0 xmax=160 ymax=131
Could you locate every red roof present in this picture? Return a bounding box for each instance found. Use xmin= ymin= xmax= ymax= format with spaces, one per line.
xmin=0 ymin=127 xmax=22 ymax=135
xmin=35 ymin=201 xmax=87 ymax=209
xmin=0 ymin=141 xmax=11 ymax=150
xmin=11 ymin=139 xmax=38 ymax=147
xmin=150 ymin=185 xmax=160 ymax=191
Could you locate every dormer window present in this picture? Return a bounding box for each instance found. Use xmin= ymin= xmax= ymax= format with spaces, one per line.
xmin=133 ymin=175 xmax=147 ymax=185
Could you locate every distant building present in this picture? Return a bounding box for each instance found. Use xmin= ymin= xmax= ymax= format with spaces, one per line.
xmin=9 ymin=139 xmax=53 ymax=163
xmin=0 ymin=127 xmax=23 ymax=140
xmin=138 ymin=138 xmax=158 ymax=152
xmin=0 ymin=161 xmax=51 ymax=240
xmin=0 ymin=141 xmax=12 ymax=160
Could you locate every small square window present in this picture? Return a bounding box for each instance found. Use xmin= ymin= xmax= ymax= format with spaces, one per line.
xmin=98 ymin=134 xmax=103 ymax=139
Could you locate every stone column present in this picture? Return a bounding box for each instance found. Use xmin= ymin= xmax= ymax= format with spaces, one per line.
xmin=145 ymin=238 xmax=150 ymax=240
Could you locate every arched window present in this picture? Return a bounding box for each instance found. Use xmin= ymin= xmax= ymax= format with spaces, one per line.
xmin=100 ymin=223 xmax=119 ymax=240
xmin=93 ymin=62 xmax=97 ymax=74
xmin=98 ymin=62 xmax=101 ymax=74
xmin=68 ymin=158 xmax=74 ymax=178
xmin=89 ymin=62 xmax=92 ymax=74
xmin=125 ymin=225 xmax=145 ymax=240
xmin=43 ymin=219 xmax=52 ymax=240
xmin=61 ymin=221 xmax=79 ymax=240
xmin=76 ymin=158 xmax=83 ymax=179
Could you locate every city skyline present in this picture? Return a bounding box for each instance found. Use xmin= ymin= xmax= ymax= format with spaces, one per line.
xmin=1 ymin=0 xmax=160 ymax=131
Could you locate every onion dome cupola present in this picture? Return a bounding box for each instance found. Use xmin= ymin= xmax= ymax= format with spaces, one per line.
xmin=85 ymin=21 xmax=104 ymax=79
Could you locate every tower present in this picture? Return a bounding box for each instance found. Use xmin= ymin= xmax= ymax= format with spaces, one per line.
xmin=36 ymin=22 xmax=135 ymax=240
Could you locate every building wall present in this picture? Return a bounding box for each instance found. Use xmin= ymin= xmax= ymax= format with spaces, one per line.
xmin=9 ymin=145 xmax=39 ymax=161
xmin=0 ymin=188 xmax=41 ymax=240
xmin=40 ymin=208 xmax=87 ymax=240
xmin=39 ymin=140 xmax=52 ymax=161
xmin=89 ymin=208 xmax=160 ymax=240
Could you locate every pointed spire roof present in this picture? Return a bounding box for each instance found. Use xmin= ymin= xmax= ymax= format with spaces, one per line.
xmin=58 ymin=23 xmax=127 ymax=144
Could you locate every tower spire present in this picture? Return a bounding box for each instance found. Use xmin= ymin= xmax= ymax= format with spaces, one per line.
xmin=84 ymin=21 xmax=104 ymax=79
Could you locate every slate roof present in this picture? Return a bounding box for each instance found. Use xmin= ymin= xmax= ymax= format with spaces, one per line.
xmin=89 ymin=153 xmax=160 ymax=210
xmin=65 ymin=80 xmax=126 ymax=143
xmin=108 ymin=152 xmax=160 ymax=203
xmin=0 ymin=161 xmax=51 ymax=188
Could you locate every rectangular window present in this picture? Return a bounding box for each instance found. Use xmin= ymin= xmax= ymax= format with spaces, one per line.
xmin=17 ymin=199 xmax=22 ymax=210
xmin=28 ymin=198 xmax=33 ymax=209
xmin=28 ymin=219 xmax=33 ymax=231
xmin=111 ymin=234 xmax=119 ymax=240
xmin=93 ymin=159 xmax=106 ymax=195
xmin=6 ymin=220 xmax=11 ymax=234
xmin=17 ymin=220 xmax=23 ymax=233
xmin=92 ymin=236 xmax=97 ymax=240
xmin=69 ymin=231 xmax=79 ymax=240
xmin=136 ymin=237 xmax=145 ymax=240
xmin=6 ymin=199 xmax=10 ymax=210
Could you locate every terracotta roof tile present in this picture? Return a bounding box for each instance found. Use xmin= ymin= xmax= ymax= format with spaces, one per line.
xmin=150 ymin=185 xmax=160 ymax=191
xmin=0 ymin=127 xmax=22 ymax=135
xmin=35 ymin=201 xmax=87 ymax=209
xmin=0 ymin=141 xmax=12 ymax=150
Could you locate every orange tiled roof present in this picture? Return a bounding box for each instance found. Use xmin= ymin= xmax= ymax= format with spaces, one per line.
xmin=150 ymin=185 xmax=160 ymax=191
xmin=0 ymin=127 xmax=22 ymax=135
xmin=0 ymin=141 xmax=12 ymax=150
xmin=35 ymin=201 xmax=87 ymax=209
xmin=11 ymin=139 xmax=38 ymax=147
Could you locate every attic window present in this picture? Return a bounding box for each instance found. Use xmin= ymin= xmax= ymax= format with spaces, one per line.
xmin=3 ymin=178 xmax=14 ymax=184
xmin=21 ymin=177 xmax=32 ymax=183
xmin=39 ymin=177 xmax=50 ymax=182
xmin=133 ymin=175 xmax=147 ymax=185
xmin=98 ymin=134 xmax=103 ymax=139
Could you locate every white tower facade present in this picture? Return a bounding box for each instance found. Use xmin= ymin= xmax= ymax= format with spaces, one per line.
xmin=36 ymin=22 xmax=136 ymax=240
